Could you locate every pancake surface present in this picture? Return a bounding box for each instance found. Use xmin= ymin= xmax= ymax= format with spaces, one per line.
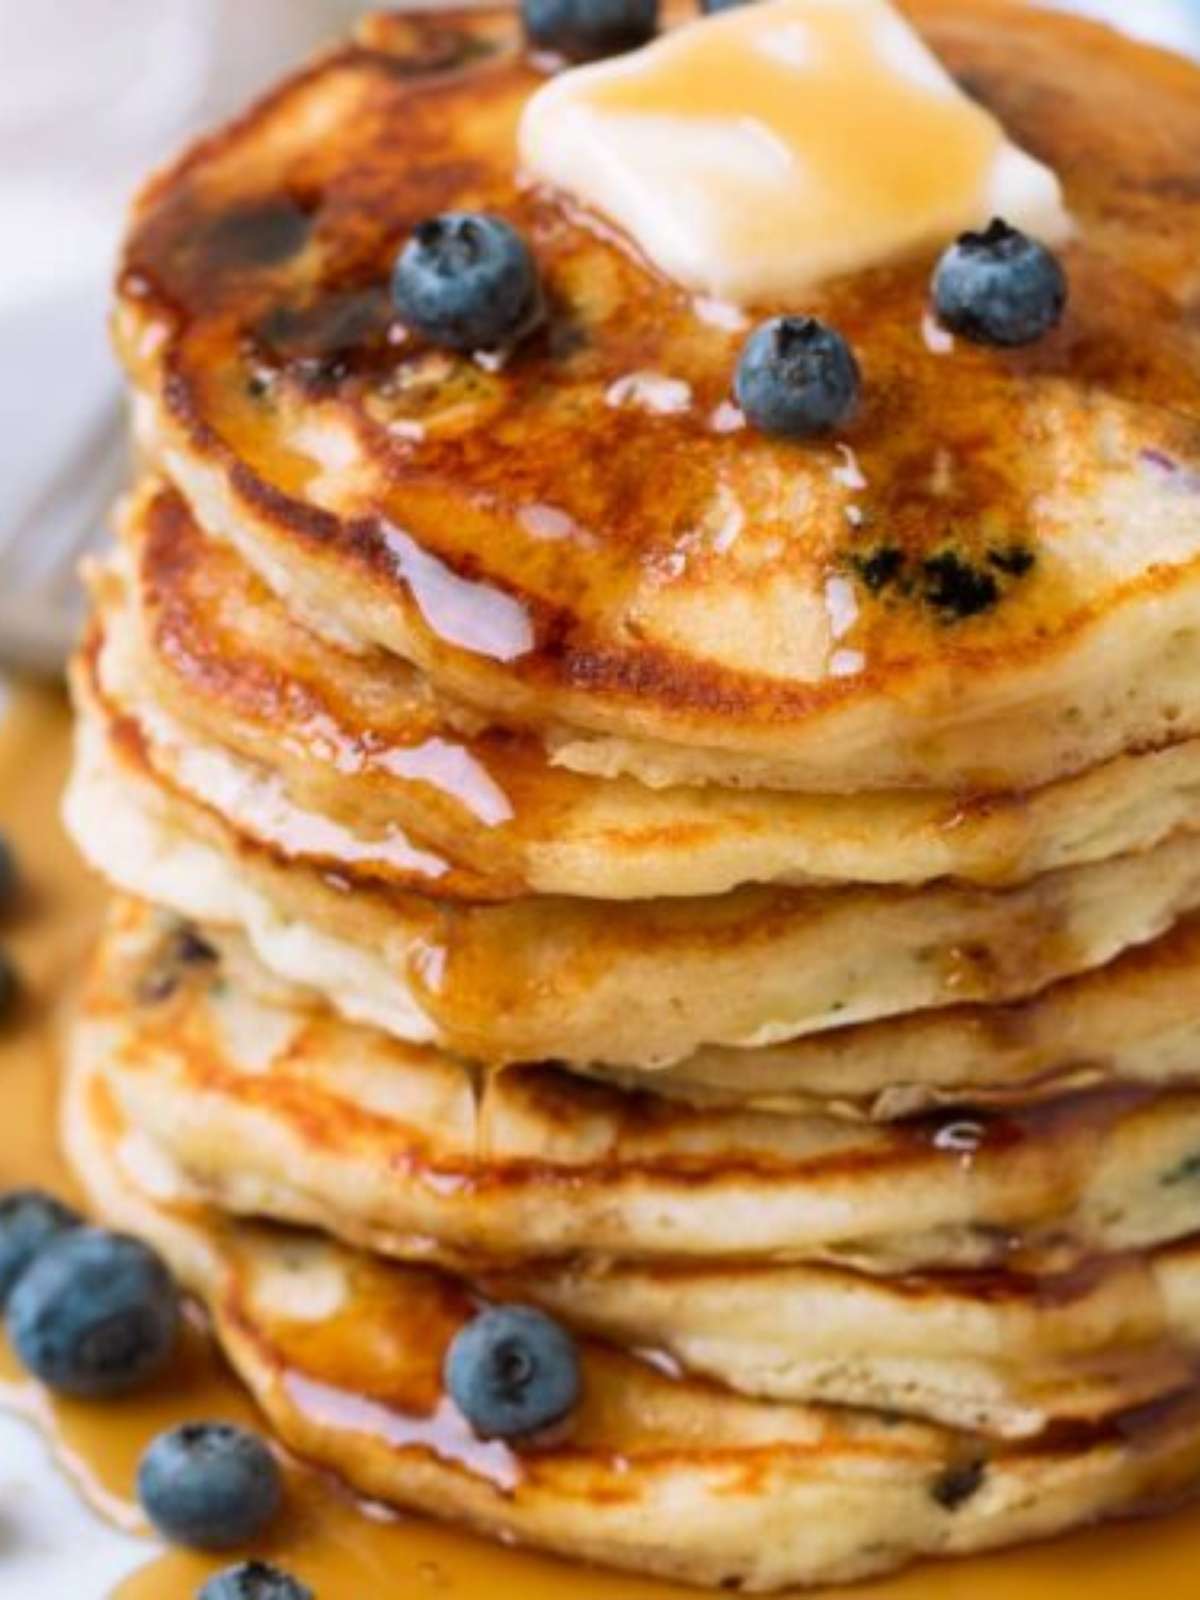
xmin=66 ymin=634 xmax=1200 ymax=1065
xmin=64 ymin=1010 xmax=1200 ymax=1591
xmin=79 ymin=900 xmax=1200 ymax=1280
xmin=120 ymin=1 xmax=1200 ymax=790
xmin=111 ymin=480 xmax=1200 ymax=898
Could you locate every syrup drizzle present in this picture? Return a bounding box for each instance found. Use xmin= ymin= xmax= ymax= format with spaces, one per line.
xmin=282 ymin=1374 xmax=523 ymax=1492
xmin=378 ymin=738 xmax=515 ymax=829
xmin=377 ymin=523 xmax=535 ymax=664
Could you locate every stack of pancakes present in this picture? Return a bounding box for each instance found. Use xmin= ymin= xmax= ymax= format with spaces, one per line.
xmin=61 ymin=2 xmax=1200 ymax=1588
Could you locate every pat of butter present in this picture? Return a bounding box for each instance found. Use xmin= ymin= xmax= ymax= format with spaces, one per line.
xmin=519 ymin=0 xmax=1070 ymax=306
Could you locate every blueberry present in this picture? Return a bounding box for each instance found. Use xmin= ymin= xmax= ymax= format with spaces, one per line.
xmin=932 ymin=218 xmax=1066 ymax=347
xmin=523 ymin=0 xmax=658 ymax=60
xmin=198 ymin=1562 xmax=312 ymax=1600
xmin=734 ymin=316 xmax=860 ymax=439
xmin=0 ymin=1190 xmax=81 ymax=1307
xmin=6 ymin=1227 xmax=180 ymax=1397
xmin=392 ymin=213 xmax=544 ymax=352
xmin=445 ymin=1304 xmax=581 ymax=1440
xmin=139 ymin=1422 xmax=282 ymax=1550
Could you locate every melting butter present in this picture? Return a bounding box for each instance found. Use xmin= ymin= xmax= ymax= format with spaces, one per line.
xmin=520 ymin=0 xmax=1070 ymax=305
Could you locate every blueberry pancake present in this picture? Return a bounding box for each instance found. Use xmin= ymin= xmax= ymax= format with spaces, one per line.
xmin=102 ymin=480 xmax=1200 ymax=900
xmin=79 ymin=898 xmax=1200 ymax=1294
xmin=65 ymin=641 xmax=1200 ymax=1067
xmin=63 ymin=1033 xmax=1200 ymax=1592
xmin=119 ymin=1 xmax=1200 ymax=792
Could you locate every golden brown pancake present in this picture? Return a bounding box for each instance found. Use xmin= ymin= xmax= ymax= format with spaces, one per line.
xmin=66 ymin=647 xmax=1200 ymax=1067
xmin=71 ymin=898 xmax=1200 ymax=1440
xmin=119 ymin=2 xmax=1200 ymax=791
xmin=64 ymin=1028 xmax=1200 ymax=1591
xmin=79 ymin=898 xmax=1200 ymax=1281
xmin=640 ymin=914 xmax=1200 ymax=1115
xmin=108 ymin=479 xmax=1200 ymax=899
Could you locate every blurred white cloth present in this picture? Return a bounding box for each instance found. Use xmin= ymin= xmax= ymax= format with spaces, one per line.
xmin=0 ymin=0 xmax=349 ymax=562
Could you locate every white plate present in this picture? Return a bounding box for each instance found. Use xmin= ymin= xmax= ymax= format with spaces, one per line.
xmin=0 ymin=1412 xmax=149 ymax=1591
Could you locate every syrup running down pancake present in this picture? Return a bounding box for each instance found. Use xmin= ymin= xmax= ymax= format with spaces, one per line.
xmin=72 ymin=900 xmax=1200 ymax=1442
xmin=64 ymin=629 xmax=1200 ymax=1067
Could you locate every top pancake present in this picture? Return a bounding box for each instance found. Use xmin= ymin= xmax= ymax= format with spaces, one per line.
xmin=117 ymin=1 xmax=1200 ymax=791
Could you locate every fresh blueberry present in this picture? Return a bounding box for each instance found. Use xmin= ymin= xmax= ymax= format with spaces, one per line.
xmin=138 ymin=1422 xmax=282 ymax=1550
xmin=6 ymin=1227 xmax=180 ymax=1397
xmin=0 ymin=1190 xmax=81 ymax=1307
xmin=445 ymin=1304 xmax=581 ymax=1440
xmin=734 ymin=316 xmax=860 ymax=439
xmin=392 ymin=213 xmax=544 ymax=352
xmin=523 ymin=0 xmax=658 ymax=60
xmin=198 ymin=1562 xmax=313 ymax=1600
xmin=932 ymin=218 xmax=1066 ymax=347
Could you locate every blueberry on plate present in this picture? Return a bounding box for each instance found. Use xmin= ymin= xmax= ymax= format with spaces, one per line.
xmin=445 ymin=1304 xmax=581 ymax=1440
xmin=6 ymin=1227 xmax=180 ymax=1397
xmin=392 ymin=212 xmax=544 ymax=353
xmin=932 ymin=218 xmax=1067 ymax=347
xmin=198 ymin=1562 xmax=313 ymax=1600
xmin=734 ymin=316 xmax=860 ymax=439
xmin=139 ymin=1422 xmax=283 ymax=1550
xmin=523 ymin=0 xmax=658 ymax=60
xmin=0 ymin=1189 xmax=81 ymax=1307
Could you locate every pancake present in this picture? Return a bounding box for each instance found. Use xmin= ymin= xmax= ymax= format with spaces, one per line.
xmin=67 ymin=643 xmax=1200 ymax=1067
xmin=79 ymin=898 xmax=1200 ymax=1283
xmin=74 ymin=899 xmax=1200 ymax=1439
xmin=64 ymin=1028 xmax=1200 ymax=1590
xmin=119 ymin=2 xmax=1200 ymax=793
xmin=538 ymin=1247 xmax=1200 ymax=1442
xmin=113 ymin=479 xmax=1200 ymax=899
xmin=641 ymin=915 xmax=1200 ymax=1116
